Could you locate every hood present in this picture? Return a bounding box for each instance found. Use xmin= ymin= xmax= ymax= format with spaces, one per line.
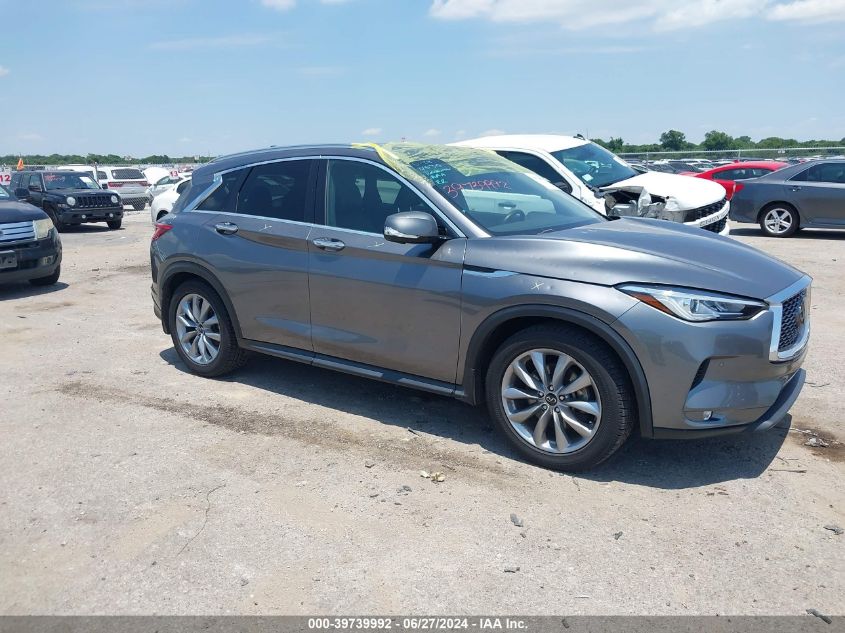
xmin=601 ymin=171 xmax=724 ymax=209
xmin=464 ymin=218 xmax=804 ymax=300
xmin=0 ymin=200 xmax=48 ymax=223
xmin=50 ymin=188 xmax=110 ymax=196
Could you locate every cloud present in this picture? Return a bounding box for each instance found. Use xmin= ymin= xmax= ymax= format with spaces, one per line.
xmin=424 ymin=129 xmax=442 ymax=137
xmin=361 ymin=127 xmax=383 ymax=136
xmin=768 ymin=0 xmax=845 ymax=23
xmin=0 ymin=65 xmax=9 ymax=77
xmin=18 ymin=132 xmax=43 ymax=141
xmin=261 ymin=0 xmax=296 ymax=9
xmin=149 ymin=33 xmax=275 ymax=51
xmin=480 ymin=128 xmax=506 ymax=136
xmin=429 ymin=0 xmax=771 ymax=30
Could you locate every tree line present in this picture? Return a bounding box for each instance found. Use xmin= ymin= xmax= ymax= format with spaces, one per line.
xmin=593 ymin=130 xmax=845 ymax=154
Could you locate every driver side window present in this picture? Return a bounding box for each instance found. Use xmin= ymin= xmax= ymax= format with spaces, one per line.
xmin=496 ymin=151 xmax=572 ymax=193
xmin=325 ymin=160 xmax=429 ymax=234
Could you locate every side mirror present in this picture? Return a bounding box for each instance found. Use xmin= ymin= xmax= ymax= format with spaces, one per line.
xmin=14 ymin=188 xmax=29 ymax=199
xmin=384 ymin=211 xmax=441 ymax=244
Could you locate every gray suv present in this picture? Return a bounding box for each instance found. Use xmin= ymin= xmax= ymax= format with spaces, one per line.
xmin=150 ymin=143 xmax=811 ymax=470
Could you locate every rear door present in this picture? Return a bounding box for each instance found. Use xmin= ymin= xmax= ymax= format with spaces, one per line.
xmin=788 ymin=163 xmax=845 ymax=225
xmin=307 ymin=158 xmax=465 ymax=384
xmin=191 ymin=159 xmax=317 ymax=351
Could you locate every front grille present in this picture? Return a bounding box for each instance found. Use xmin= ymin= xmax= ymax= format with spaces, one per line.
xmin=702 ymin=216 xmax=728 ymax=234
xmin=685 ymin=197 xmax=727 ymax=223
xmin=779 ymin=290 xmax=807 ymax=351
xmin=0 ymin=220 xmax=35 ymax=244
xmin=76 ymin=194 xmax=115 ymax=209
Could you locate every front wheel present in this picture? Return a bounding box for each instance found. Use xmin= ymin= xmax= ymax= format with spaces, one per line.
xmin=760 ymin=204 xmax=799 ymax=237
xmin=485 ymin=324 xmax=635 ymax=471
xmin=107 ymin=219 xmax=122 ymax=230
xmin=168 ymin=280 xmax=247 ymax=377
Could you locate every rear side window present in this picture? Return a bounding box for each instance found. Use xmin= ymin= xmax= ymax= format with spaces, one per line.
xmin=176 ymin=180 xmax=190 ymax=194
xmin=10 ymin=173 xmax=21 ymax=189
xmin=97 ymin=171 xmax=107 ymax=180
xmin=112 ymin=168 xmax=144 ymax=180
xmin=197 ymin=169 xmax=247 ymax=212
xmin=797 ymin=163 xmax=845 ymax=184
xmin=236 ymin=160 xmax=313 ymax=222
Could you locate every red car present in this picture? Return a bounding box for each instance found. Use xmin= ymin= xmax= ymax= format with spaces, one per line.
xmin=684 ymin=161 xmax=788 ymax=200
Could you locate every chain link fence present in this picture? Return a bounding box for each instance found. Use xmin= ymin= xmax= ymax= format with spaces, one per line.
xmin=618 ymin=146 xmax=845 ymax=163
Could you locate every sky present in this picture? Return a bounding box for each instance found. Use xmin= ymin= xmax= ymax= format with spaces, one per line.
xmin=0 ymin=0 xmax=844 ymax=157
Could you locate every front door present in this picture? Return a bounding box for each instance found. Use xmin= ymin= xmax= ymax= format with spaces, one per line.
xmin=307 ymin=158 xmax=465 ymax=384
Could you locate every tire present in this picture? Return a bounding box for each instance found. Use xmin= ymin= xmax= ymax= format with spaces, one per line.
xmin=44 ymin=205 xmax=65 ymax=232
xmin=107 ymin=219 xmax=122 ymax=230
xmin=168 ymin=280 xmax=247 ymax=377
xmin=29 ymin=265 xmax=61 ymax=287
xmin=759 ymin=203 xmax=799 ymax=237
xmin=133 ymin=202 xmax=146 ymax=211
xmin=485 ymin=324 xmax=635 ymax=471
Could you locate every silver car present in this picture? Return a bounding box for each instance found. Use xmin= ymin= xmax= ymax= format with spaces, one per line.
xmin=150 ymin=143 xmax=810 ymax=471
xmin=730 ymin=159 xmax=845 ymax=236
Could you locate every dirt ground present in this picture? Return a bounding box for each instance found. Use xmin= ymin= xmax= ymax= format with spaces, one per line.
xmin=0 ymin=214 xmax=842 ymax=615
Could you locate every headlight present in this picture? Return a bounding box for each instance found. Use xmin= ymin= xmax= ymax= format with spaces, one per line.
xmin=34 ymin=218 xmax=54 ymax=239
xmin=110 ymin=194 xmax=119 ymax=204
xmin=619 ymin=284 xmax=766 ymax=322
xmin=66 ymin=196 xmax=77 ymax=207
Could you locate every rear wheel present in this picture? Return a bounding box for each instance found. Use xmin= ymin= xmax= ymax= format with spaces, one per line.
xmin=107 ymin=219 xmax=122 ymax=230
xmin=29 ymin=265 xmax=61 ymax=286
xmin=133 ymin=202 xmax=146 ymax=211
xmin=485 ymin=324 xmax=635 ymax=471
xmin=168 ymin=280 xmax=247 ymax=377
xmin=760 ymin=204 xmax=798 ymax=237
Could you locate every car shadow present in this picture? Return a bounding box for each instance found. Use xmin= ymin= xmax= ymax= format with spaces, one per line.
xmin=0 ymin=281 xmax=69 ymax=300
xmin=59 ymin=224 xmax=112 ymax=233
xmin=730 ymin=227 xmax=845 ymax=240
xmin=159 ymin=348 xmax=787 ymax=490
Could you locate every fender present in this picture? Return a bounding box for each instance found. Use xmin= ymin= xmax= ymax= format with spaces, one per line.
xmin=158 ymin=260 xmax=244 ymax=341
xmin=461 ymin=304 xmax=654 ymax=438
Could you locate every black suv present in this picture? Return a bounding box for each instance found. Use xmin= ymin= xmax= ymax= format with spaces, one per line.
xmin=0 ymin=184 xmax=62 ymax=286
xmin=11 ymin=170 xmax=124 ymax=231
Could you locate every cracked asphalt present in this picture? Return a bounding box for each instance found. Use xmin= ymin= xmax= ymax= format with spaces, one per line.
xmin=0 ymin=214 xmax=842 ymax=615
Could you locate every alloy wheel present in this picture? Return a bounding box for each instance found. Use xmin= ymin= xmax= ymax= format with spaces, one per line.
xmin=175 ymin=293 xmax=221 ymax=365
xmin=763 ymin=208 xmax=793 ymax=235
xmin=500 ymin=348 xmax=602 ymax=454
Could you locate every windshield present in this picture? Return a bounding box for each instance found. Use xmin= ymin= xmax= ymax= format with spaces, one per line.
xmin=551 ymin=142 xmax=638 ymax=188
xmin=43 ymin=173 xmax=100 ymax=190
xmin=372 ymin=143 xmax=603 ymax=236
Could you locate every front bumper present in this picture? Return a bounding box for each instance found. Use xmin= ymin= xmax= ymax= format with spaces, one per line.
xmin=683 ymin=200 xmax=730 ymax=235
xmin=613 ymin=276 xmax=811 ymax=436
xmin=59 ymin=207 xmax=124 ymax=224
xmin=0 ymin=234 xmax=62 ymax=284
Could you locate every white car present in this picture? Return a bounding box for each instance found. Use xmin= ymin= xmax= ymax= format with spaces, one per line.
xmin=151 ymin=177 xmax=190 ymax=222
xmin=453 ymin=135 xmax=730 ymax=235
xmin=149 ymin=173 xmax=194 ymax=197
xmin=96 ymin=166 xmax=152 ymax=210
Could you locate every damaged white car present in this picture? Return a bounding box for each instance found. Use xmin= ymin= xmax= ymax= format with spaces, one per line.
xmin=454 ymin=134 xmax=730 ymax=235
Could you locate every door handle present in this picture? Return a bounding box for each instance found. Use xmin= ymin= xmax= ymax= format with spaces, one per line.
xmin=214 ymin=222 xmax=239 ymax=235
xmin=312 ymin=237 xmax=346 ymax=251
xmin=790 ymin=186 xmax=802 ymax=191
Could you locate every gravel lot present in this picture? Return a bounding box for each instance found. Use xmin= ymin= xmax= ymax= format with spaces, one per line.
xmin=1 ymin=214 xmax=842 ymax=615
